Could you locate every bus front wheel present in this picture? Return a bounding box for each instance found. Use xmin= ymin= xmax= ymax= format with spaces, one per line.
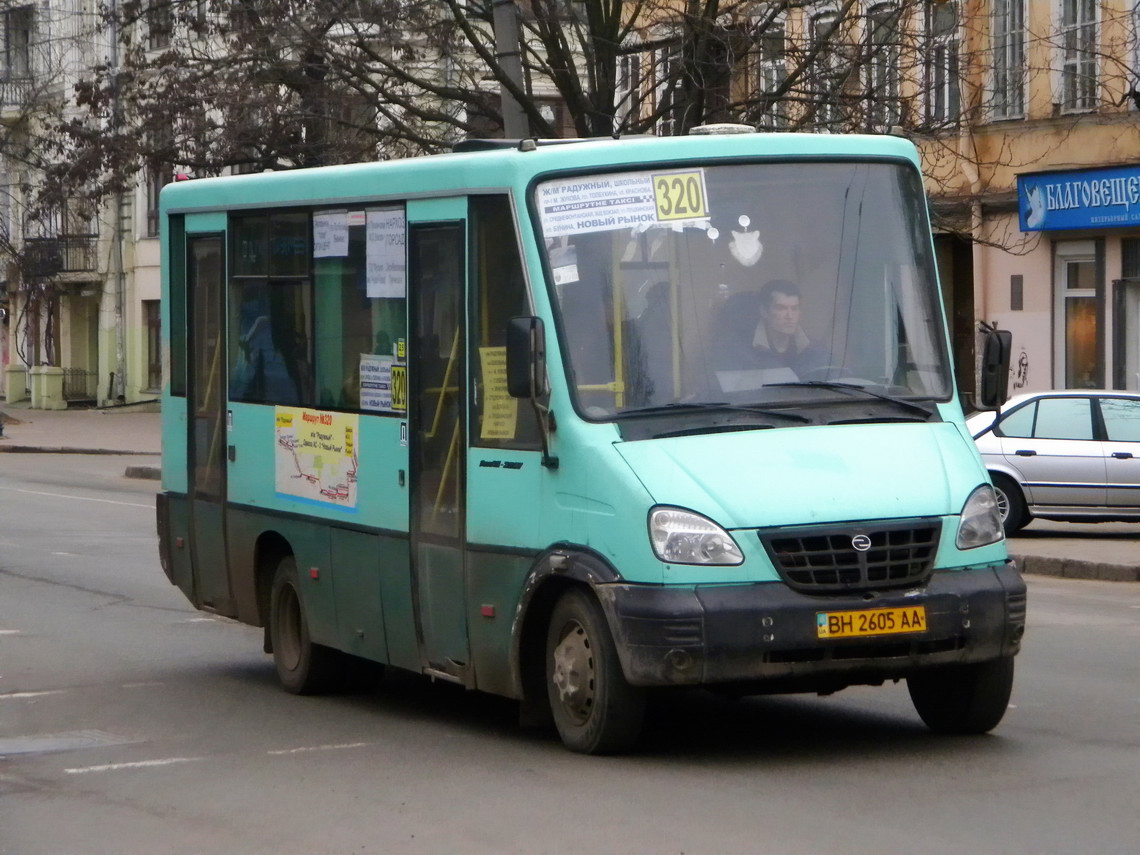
xmin=907 ymin=656 xmax=1015 ymax=735
xmin=269 ymin=555 xmax=339 ymax=695
xmin=545 ymin=588 xmax=645 ymax=754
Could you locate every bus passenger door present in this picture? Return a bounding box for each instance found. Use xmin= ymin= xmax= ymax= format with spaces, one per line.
xmin=408 ymin=212 xmax=470 ymax=682
xmin=186 ymin=234 xmax=233 ymax=614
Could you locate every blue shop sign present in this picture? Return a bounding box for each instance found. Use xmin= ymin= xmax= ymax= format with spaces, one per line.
xmin=1019 ymin=165 xmax=1140 ymax=231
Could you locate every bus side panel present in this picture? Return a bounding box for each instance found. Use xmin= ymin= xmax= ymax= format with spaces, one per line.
xmin=225 ymin=508 xmax=336 ymax=646
xmin=331 ymin=528 xmax=387 ymax=662
xmin=466 ymin=550 xmax=535 ymax=698
xmin=226 ymin=405 xmax=408 ymax=533
xmin=160 ymin=396 xmax=189 ymax=494
xmin=159 ymin=493 xmax=195 ymax=601
xmin=377 ymin=535 xmax=419 ymax=672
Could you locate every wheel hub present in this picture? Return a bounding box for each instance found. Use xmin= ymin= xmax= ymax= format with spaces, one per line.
xmin=552 ymin=621 xmax=595 ymax=723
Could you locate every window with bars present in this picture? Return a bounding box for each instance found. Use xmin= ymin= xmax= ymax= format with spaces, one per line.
xmin=991 ymin=0 xmax=1025 ymax=119
xmin=925 ymin=0 xmax=960 ymax=125
xmin=1060 ymin=0 xmax=1097 ymax=112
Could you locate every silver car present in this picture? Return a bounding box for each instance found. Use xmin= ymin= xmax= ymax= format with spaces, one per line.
xmin=966 ymin=390 xmax=1140 ymax=534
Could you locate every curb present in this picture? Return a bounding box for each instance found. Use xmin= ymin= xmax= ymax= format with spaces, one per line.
xmin=124 ymin=465 xmax=161 ymax=481
xmin=1014 ymin=554 xmax=1139 ymax=583
xmin=0 ymin=446 xmax=159 ymax=455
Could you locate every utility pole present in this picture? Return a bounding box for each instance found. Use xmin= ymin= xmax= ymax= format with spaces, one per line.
xmin=492 ymin=0 xmax=529 ymax=139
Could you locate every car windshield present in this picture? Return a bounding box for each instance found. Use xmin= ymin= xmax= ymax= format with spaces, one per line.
xmin=535 ymin=160 xmax=952 ymax=419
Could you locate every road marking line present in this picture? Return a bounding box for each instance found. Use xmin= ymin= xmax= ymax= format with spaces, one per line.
xmin=0 ymin=630 xmax=21 ymax=635
xmin=0 ymin=486 xmax=152 ymax=510
xmin=0 ymin=690 xmax=67 ymax=700
xmin=50 ymin=552 xmax=78 ymax=557
xmin=65 ymin=757 xmax=200 ymax=775
xmin=267 ymin=742 xmax=372 ymax=756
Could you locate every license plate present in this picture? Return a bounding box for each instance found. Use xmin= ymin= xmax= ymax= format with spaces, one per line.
xmin=816 ymin=606 xmax=927 ymax=639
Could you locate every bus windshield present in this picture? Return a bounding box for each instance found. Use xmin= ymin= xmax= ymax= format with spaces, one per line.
xmin=535 ymin=160 xmax=951 ymax=419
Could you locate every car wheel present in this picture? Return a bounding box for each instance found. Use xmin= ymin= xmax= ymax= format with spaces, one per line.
xmin=908 ymin=656 xmax=1015 ymax=735
xmin=269 ymin=555 xmax=341 ymax=695
xmin=546 ymin=588 xmax=645 ymax=754
xmin=991 ymin=474 xmax=1028 ymax=535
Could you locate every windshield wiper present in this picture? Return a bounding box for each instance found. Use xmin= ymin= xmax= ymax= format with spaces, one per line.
xmin=614 ymin=402 xmax=811 ymax=423
xmin=762 ymin=381 xmax=937 ymax=419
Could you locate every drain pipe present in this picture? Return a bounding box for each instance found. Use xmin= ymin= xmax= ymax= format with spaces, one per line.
xmin=109 ymin=0 xmax=126 ymax=404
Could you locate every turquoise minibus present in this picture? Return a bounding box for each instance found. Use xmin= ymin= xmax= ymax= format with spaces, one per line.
xmin=156 ymin=130 xmax=1026 ymax=754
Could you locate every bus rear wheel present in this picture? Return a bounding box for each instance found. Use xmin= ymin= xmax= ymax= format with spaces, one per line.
xmin=545 ymin=589 xmax=645 ymax=754
xmin=907 ymin=656 xmax=1015 ymax=734
xmin=269 ymin=555 xmax=339 ymax=695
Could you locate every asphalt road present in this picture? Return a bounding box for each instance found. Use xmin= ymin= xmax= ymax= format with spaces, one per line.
xmin=1 ymin=455 xmax=1138 ymax=855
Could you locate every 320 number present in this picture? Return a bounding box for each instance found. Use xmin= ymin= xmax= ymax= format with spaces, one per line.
xmin=653 ymin=172 xmax=708 ymax=221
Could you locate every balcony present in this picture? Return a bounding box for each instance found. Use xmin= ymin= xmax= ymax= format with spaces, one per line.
xmin=0 ymin=76 xmax=33 ymax=111
xmin=22 ymin=235 xmax=99 ymax=278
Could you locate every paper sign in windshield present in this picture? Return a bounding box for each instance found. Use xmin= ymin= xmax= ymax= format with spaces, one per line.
xmin=313 ymin=210 xmax=349 ymax=258
xmin=366 ymin=208 xmax=407 ymax=298
xmin=539 ymin=169 xmax=709 ymax=237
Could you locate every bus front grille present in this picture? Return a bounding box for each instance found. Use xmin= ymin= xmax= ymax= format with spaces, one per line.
xmin=758 ymin=519 xmax=940 ymax=594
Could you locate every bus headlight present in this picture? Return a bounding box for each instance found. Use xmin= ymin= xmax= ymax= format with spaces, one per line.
xmin=649 ymin=507 xmax=744 ymax=565
xmin=956 ymin=485 xmax=1004 ymax=549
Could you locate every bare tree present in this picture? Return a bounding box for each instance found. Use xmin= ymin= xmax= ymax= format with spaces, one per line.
xmin=35 ymin=0 xmax=1140 ymax=250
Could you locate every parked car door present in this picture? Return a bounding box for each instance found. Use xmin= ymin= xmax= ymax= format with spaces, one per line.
xmin=1098 ymin=397 xmax=1140 ymax=508
xmin=995 ymin=396 xmax=1106 ymax=509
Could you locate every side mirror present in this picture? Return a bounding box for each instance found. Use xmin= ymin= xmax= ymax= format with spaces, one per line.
xmin=978 ymin=328 xmax=1012 ymax=411
xmin=506 ymin=316 xmax=546 ymax=399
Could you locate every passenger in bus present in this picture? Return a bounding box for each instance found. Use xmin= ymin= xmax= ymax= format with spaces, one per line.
xmin=751 ymin=279 xmax=828 ymax=377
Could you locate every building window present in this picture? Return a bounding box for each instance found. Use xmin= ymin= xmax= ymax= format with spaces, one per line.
xmin=146 ymin=164 xmax=165 ymax=237
xmin=1060 ymin=0 xmax=1097 ymax=112
xmin=866 ymin=4 xmax=901 ymax=130
xmin=615 ymin=47 xmax=644 ymax=132
xmin=144 ymin=299 xmax=162 ymax=391
xmin=745 ymin=15 xmax=788 ymax=129
xmin=147 ymin=2 xmax=173 ymax=50
xmin=810 ymin=11 xmax=845 ymax=129
xmin=653 ymin=37 xmax=681 ymax=135
xmin=925 ymin=0 xmax=960 ymax=125
xmin=3 ymin=5 xmax=33 ymax=78
xmin=991 ymin=0 xmax=1025 ymax=118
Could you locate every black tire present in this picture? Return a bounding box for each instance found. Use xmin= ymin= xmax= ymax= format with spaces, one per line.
xmin=546 ymin=588 xmax=645 ymax=754
xmin=991 ymin=474 xmax=1029 ymax=536
xmin=908 ymin=656 xmax=1015 ymax=735
xmin=269 ymin=555 xmax=341 ymax=695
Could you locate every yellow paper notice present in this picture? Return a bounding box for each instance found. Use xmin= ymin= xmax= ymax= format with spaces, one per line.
xmin=479 ymin=346 xmax=518 ymax=440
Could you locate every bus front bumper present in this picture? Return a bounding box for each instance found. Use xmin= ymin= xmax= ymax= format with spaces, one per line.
xmin=601 ymin=561 xmax=1026 ymax=691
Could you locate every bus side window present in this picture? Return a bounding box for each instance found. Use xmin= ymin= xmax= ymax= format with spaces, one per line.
xmin=469 ymin=195 xmax=542 ymax=450
xmin=313 ymin=207 xmax=407 ymax=411
xmin=228 ymin=212 xmax=314 ymax=406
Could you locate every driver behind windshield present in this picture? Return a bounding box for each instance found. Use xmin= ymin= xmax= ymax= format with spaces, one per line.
xmin=751 ymin=279 xmax=829 ymax=376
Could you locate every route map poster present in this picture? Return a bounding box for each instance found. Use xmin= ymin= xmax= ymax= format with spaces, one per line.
xmin=275 ymin=407 xmax=360 ymax=509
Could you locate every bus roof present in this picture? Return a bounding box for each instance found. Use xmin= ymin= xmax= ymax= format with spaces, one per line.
xmin=159 ymin=132 xmax=921 ymax=214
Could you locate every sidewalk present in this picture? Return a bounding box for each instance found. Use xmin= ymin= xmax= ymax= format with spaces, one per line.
xmin=0 ymin=402 xmax=1135 ymax=580
xmin=0 ymin=402 xmax=161 ymax=479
